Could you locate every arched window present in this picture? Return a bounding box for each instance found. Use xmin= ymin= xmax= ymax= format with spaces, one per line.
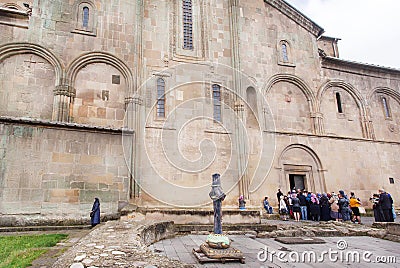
xmin=157 ymin=78 xmax=166 ymax=118
xmin=278 ymin=40 xmax=294 ymax=66
xmin=382 ymin=96 xmax=391 ymax=118
xmin=246 ymin=86 xmax=258 ymax=127
xmin=72 ymin=1 xmax=97 ymax=36
xmin=182 ymin=0 xmax=193 ymax=50
xmin=335 ymin=92 xmax=343 ymax=113
xmin=212 ymin=84 xmax=221 ymax=122
xmin=82 ymin=7 xmax=89 ymax=28
xmin=282 ymin=43 xmax=288 ymax=62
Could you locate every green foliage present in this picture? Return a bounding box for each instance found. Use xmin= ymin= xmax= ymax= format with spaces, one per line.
xmin=0 ymin=234 xmax=68 ymax=268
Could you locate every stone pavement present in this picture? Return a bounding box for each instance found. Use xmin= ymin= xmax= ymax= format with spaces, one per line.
xmin=51 ymin=218 xmax=193 ymax=268
xmin=152 ymin=235 xmax=400 ymax=267
xmin=19 ymin=216 xmax=399 ymax=268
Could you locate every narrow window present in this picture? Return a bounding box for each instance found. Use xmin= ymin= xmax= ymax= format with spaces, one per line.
xmin=182 ymin=0 xmax=193 ymax=50
xmin=335 ymin=92 xmax=343 ymax=113
xmin=157 ymin=78 xmax=165 ymax=118
xmin=82 ymin=7 xmax=89 ymax=27
xmin=282 ymin=43 xmax=288 ymax=62
xmin=382 ymin=97 xmax=391 ymax=118
xmin=389 ymin=177 xmax=395 ymax=184
xmin=212 ymin=84 xmax=221 ymax=122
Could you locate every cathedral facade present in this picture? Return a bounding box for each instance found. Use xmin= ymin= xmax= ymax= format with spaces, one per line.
xmin=0 ymin=0 xmax=399 ymax=224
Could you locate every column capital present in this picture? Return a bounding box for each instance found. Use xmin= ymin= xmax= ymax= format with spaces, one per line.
xmin=309 ymin=112 xmax=323 ymax=118
xmin=234 ymin=101 xmax=244 ymax=112
xmin=125 ymin=94 xmax=143 ymax=105
xmin=54 ymin=85 xmax=75 ymax=97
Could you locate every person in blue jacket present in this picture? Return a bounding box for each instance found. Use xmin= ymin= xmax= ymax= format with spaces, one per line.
xmin=90 ymin=197 xmax=100 ymax=227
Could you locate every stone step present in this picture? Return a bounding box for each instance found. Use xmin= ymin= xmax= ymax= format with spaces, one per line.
xmin=0 ymin=225 xmax=91 ymax=232
xmin=260 ymin=213 xmax=280 ymax=220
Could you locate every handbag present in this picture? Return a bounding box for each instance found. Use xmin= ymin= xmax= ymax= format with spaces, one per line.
xmin=90 ymin=211 xmax=94 ymax=217
xmin=358 ymin=206 xmax=366 ymax=214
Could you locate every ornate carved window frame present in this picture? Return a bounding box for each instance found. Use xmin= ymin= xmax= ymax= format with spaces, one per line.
xmin=172 ymin=0 xmax=205 ymax=61
xmin=277 ymin=40 xmax=295 ymax=67
xmin=71 ymin=0 xmax=97 ymax=36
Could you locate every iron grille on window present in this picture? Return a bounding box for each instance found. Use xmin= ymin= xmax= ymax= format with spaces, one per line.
xmin=157 ymin=78 xmax=165 ymax=118
xmin=82 ymin=7 xmax=89 ymax=27
xmin=212 ymin=84 xmax=221 ymax=122
xmin=183 ymin=0 xmax=193 ymax=50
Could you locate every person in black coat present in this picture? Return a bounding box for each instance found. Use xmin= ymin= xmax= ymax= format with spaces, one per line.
xmin=277 ymin=189 xmax=283 ymax=209
xmin=371 ymin=193 xmax=384 ymax=222
xmin=320 ymin=193 xmax=331 ymax=221
xmin=90 ymin=197 xmax=101 ymax=227
xmin=379 ymin=189 xmax=394 ymax=222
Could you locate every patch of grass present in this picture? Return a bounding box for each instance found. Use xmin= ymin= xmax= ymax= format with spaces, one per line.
xmin=0 ymin=234 xmax=68 ymax=268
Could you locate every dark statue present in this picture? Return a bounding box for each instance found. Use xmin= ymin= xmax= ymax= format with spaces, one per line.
xmin=192 ymin=173 xmax=245 ymax=264
xmin=209 ymin=173 xmax=226 ymax=234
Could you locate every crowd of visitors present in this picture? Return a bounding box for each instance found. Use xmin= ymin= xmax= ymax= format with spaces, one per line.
xmin=262 ymin=188 xmax=396 ymax=223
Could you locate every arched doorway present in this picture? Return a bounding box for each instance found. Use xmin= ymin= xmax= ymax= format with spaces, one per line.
xmin=278 ymin=144 xmax=326 ymax=193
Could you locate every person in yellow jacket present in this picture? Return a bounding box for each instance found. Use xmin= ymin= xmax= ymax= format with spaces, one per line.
xmin=349 ymin=192 xmax=362 ymax=224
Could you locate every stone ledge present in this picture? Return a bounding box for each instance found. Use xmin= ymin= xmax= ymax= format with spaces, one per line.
xmin=0 ymin=116 xmax=131 ymax=134
xmin=372 ymin=222 xmax=400 ymax=236
xmin=135 ymin=208 xmax=261 ymax=224
xmin=0 ymin=225 xmax=91 ymax=232
xmin=140 ymin=221 xmax=175 ymax=246
xmin=0 ymin=213 xmax=120 ymax=227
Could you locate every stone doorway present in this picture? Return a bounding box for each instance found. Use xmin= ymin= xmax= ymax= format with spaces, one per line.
xmin=289 ymin=174 xmax=306 ymax=191
xmin=278 ymin=144 xmax=326 ymax=194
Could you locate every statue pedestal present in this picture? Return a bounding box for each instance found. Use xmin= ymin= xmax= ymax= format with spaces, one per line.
xmin=192 ymin=234 xmax=245 ymax=264
xmin=192 ymin=243 xmax=245 ymax=264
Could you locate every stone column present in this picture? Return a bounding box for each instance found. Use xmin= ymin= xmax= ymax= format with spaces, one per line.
xmin=125 ymin=94 xmax=143 ymax=199
xmin=229 ymin=0 xmax=250 ymax=201
xmin=310 ymin=112 xmax=324 ymax=135
xmin=52 ymin=79 xmax=75 ymax=122
xmin=234 ymin=101 xmax=249 ymax=200
xmin=363 ymin=109 xmax=375 ymax=139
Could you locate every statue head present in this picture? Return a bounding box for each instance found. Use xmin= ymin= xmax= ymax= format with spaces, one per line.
xmin=212 ymin=173 xmax=221 ymax=186
xmin=209 ymin=173 xmax=226 ymax=201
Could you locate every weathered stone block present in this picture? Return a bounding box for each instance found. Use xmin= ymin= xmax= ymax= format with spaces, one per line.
xmin=84 ymin=182 xmax=99 ymax=190
xmin=98 ymin=183 xmax=109 ymax=190
xmin=70 ymin=181 xmax=85 ymax=189
xmin=79 ymin=155 xmax=103 ymax=165
xmin=97 ymin=107 xmax=106 ymax=118
xmin=42 ymin=180 xmax=57 ymax=189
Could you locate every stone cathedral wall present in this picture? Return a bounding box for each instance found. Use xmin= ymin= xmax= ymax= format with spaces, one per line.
xmin=0 ymin=0 xmax=399 ymax=225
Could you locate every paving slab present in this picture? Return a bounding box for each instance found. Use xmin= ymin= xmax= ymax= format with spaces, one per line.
xmin=153 ymin=235 xmax=400 ymax=267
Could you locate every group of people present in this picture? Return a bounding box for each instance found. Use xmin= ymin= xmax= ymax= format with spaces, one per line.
xmin=371 ymin=189 xmax=396 ymax=222
xmin=269 ymin=188 xmax=396 ymax=223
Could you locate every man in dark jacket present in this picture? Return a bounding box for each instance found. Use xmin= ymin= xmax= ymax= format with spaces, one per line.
xmin=277 ymin=189 xmax=283 ymax=209
xmin=298 ymin=191 xmax=308 ymax=220
xmin=379 ymin=189 xmax=394 ymax=222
